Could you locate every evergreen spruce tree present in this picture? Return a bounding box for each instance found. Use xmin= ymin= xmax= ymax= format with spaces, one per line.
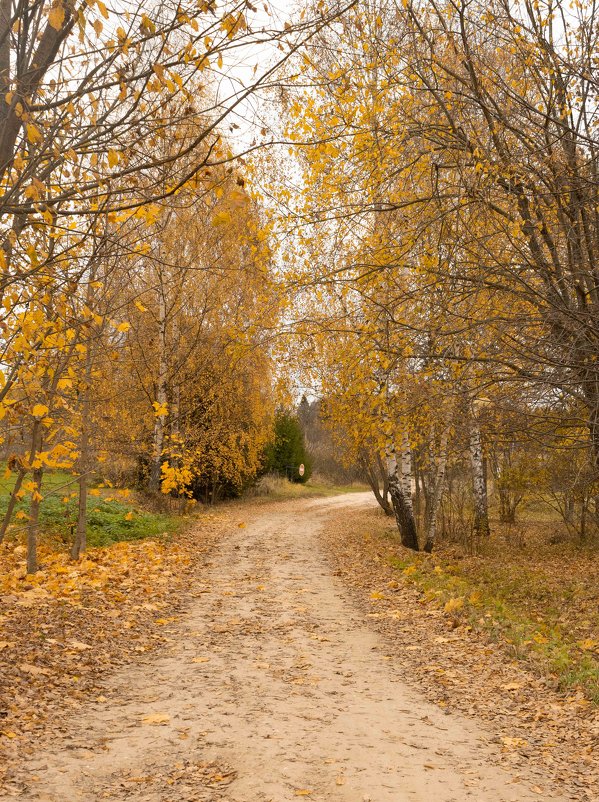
xmin=266 ymin=411 xmax=313 ymax=483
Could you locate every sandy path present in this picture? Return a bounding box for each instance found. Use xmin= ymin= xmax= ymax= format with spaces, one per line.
xmin=11 ymin=494 xmax=560 ymax=802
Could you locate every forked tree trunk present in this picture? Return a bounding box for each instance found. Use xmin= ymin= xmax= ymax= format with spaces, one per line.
xmin=469 ymin=419 xmax=490 ymax=537
xmin=377 ymin=452 xmax=393 ymax=515
xmin=387 ymin=439 xmax=419 ymax=551
xmin=362 ymin=452 xmax=393 ymax=515
xmin=424 ymin=426 xmax=450 ymax=553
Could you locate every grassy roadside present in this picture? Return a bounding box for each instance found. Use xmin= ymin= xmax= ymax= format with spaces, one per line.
xmin=0 ymin=468 xmax=184 ymax=549
xmin=247 ymin=474 xmax=368 ymax=502
xmin=371 ymin=510 xmax=599 ymax=703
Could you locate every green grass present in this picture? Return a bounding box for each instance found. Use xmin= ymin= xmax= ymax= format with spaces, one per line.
xmin=0 ymin=468 xmax=182 ymax=548
xmin=388 ymin=546 xmax=599 ymax=702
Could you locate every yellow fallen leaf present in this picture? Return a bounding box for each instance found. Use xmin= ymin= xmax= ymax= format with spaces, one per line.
xmin=192 ymin=657 xmax=210 ymax=663
xmin=335 ymin=776 xmax=345 ymax=786
xmin=444 ymin=597 xmax=464 ymax=614
xmin=294 ymin=791 xmax=312 ymax=797
xmin=141 ymin=713 xmax=170 ymax=725
xmin=501 ymin=736 xmax=528 ymax=748
xmin=370 ymin=591 xmax=385 ymax=600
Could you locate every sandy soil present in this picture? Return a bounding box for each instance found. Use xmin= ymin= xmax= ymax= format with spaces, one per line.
xmin=7 ymin=494 xmax=565 ymax=801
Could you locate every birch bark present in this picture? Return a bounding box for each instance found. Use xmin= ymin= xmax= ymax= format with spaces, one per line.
xmin=386 ymin=437 xmax=419 ymax=551
xmin=424 ymin=426 xmax=450 ymax=553
xmin=469 ymin=416 xmax=490 ymax=537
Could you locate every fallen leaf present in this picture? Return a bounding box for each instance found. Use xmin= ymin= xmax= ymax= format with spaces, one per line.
xmin=19 ymin=663 xmax=51 ymax=676
xmin=501 ymin=736 xmax=528 ymax=748
xmin=68 ymin=640 xmax=91 ymax=651
xmin=141 ymin=713 xmax=170 ymax=725
xmin=444 ymin=597 xmax=464 ymax=614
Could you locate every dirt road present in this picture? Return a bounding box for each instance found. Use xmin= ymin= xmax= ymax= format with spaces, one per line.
xmin=11 ymin=494 xmax=560 ymax=801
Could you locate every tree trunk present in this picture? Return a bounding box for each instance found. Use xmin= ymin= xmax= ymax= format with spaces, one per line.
xmin=387 ymin=444 xmax=419 ymax=551
xmin=362 ymin=453 xmax=393 ymax=515
xmin=1 ymin=421 xmax=42 ymax=543
xmin=469 ymin=418 xmax=490 ymax=537
xmin=424 ymin=426 xmax=450 ymax=553
xmin=498 ymin=488 xmax=519 ymax=523
xmin=400 ymin=430 xmax=414 ymax=513
xmin=71 ymin=472 xmax=88 ymax=560
xmin=149 ymin=283 xmax=168 ymax=494
xmin=71 ymin=347 xmax=93 ymax=559
xmin=376 ymin=451 xmax=394 ymax=515
xmin=0 ymin=466 xmax=26 ymax=543
xmin=26 ymin=467 xmax=43 ymax=574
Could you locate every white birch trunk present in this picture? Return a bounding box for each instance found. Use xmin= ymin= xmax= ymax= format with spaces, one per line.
xmin=424 ymin=426 xmax=450 ymax=552
xmin=386 ymin=437 xmax=419 ymax=551
xmin=400 ymin=429 xmax=413 ymax=512
xmin=469 ymin=418 xmax=490 ymax=536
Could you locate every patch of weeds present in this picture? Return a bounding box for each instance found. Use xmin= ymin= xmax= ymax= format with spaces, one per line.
xmin=388 ymin=547 xmax=599 ymax=703
xmin=0 ymin=468 xmax=183 ymax=549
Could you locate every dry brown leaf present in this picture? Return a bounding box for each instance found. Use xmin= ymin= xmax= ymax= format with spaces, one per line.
xmin=19 ymin=663 xmax=50 ymax=676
